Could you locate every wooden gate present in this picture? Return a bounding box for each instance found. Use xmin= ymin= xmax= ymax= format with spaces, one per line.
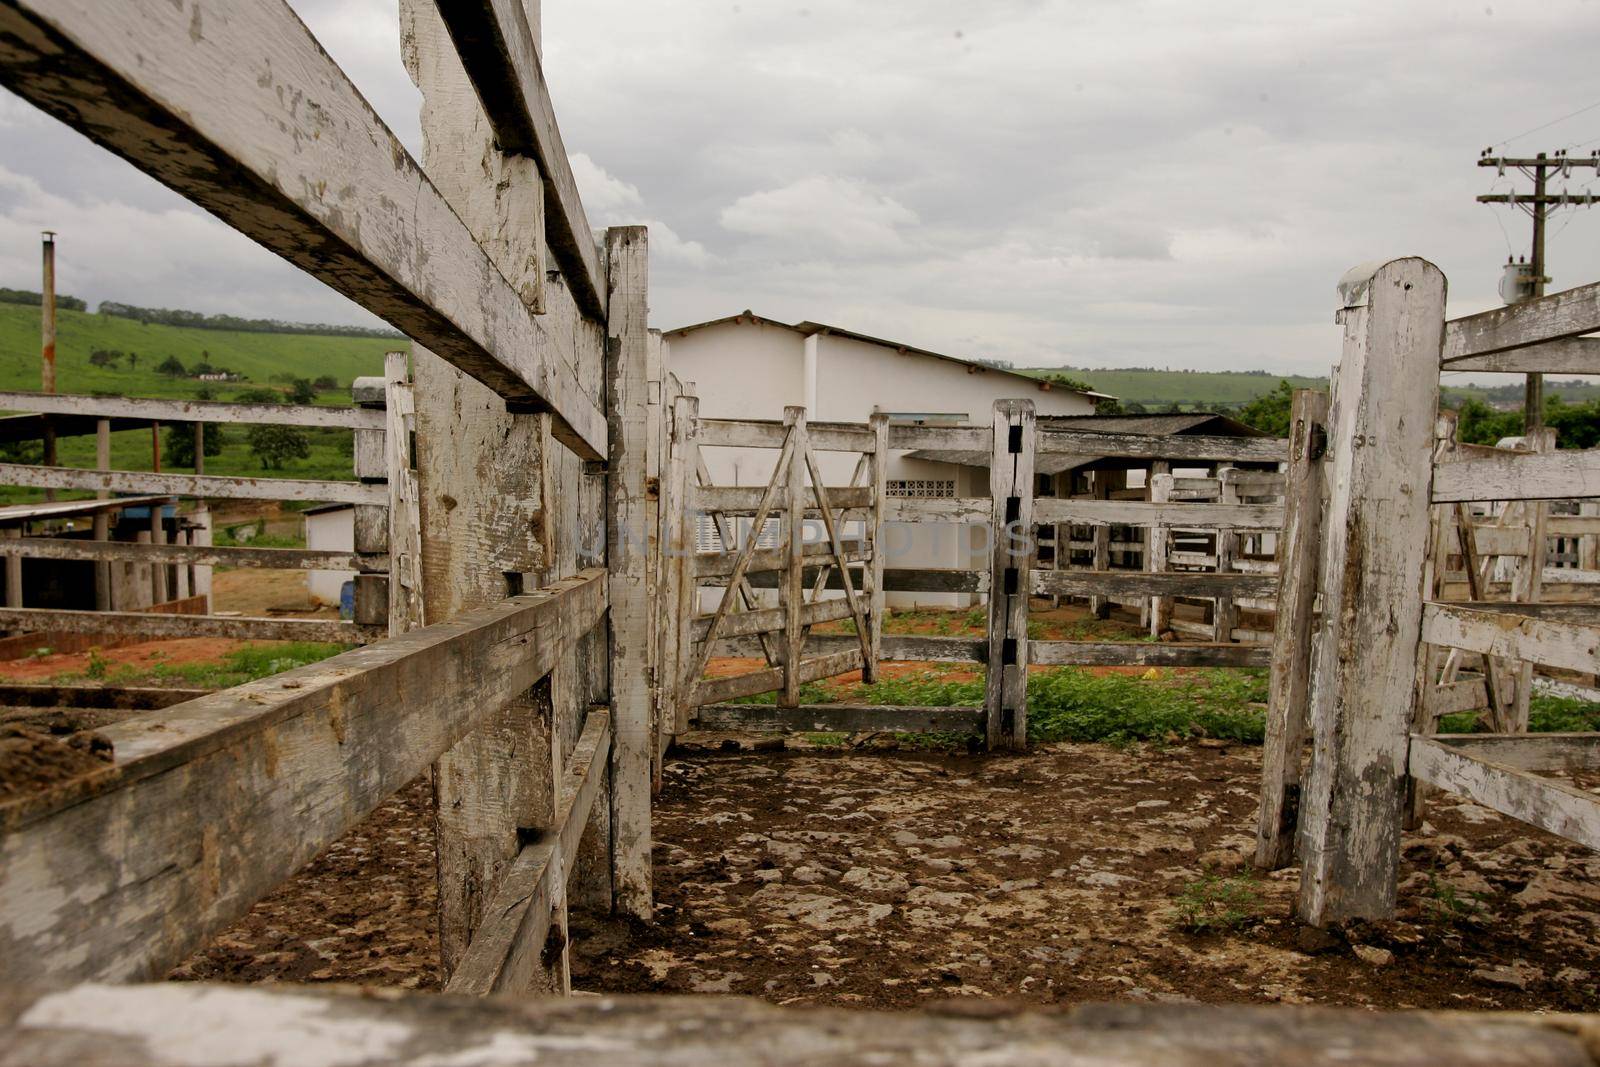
xmin=666 ymin=406 xmax=882 ymax=714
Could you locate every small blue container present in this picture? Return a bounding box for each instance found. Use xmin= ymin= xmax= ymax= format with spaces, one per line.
xmin=339 ymin=580 xmax=355 ymax=621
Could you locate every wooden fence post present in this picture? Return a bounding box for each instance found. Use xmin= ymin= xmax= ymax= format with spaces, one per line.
xmin=1147 ymin=464 xmax=1172 ymax=637
xmin=1214 ymin=464 xmax=1239 ymax=641
xmin=865 ymin=413 xmax=888 ymax=682
xmin=605 ymin=226 xmax=654 ymax=922
xmin=669 ymin=393 xmax=699 ymax=735
xmin=1089 ymin=472 xmax=1110 ymax=618
xmin=384 ymin=351 xmax=424 ymax=635
xmin=986 ymin=400 xmax=1035 ymax=750
xmin=782 ymin=406 xmax=808 ymax=707
xmin=1253 ymin=389 xmax=1330 ymax=869
xmin=1296 ymin=258 xmax=1445 ymax=927
xmin=93 ymin=417 xmax=111 ymax=610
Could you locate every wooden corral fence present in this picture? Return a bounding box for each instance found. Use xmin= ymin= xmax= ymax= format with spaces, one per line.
xmin=665 ymin=401 xmax=1294 ymax=749
xmin=0 ymin=355 xmax=422 ymax=643
xmin=1253 ymin=258 xmax=1600 ymax=927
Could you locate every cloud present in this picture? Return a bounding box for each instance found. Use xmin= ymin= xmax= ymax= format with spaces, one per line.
xmin=720 ymin=176 xmax=920 ymax=254
xmin=569 ymin=152 xmax=710 ymax=267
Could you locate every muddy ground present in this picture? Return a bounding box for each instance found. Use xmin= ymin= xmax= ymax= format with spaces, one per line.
xmin=173 ymin=738 xmax=1600 ymax=1012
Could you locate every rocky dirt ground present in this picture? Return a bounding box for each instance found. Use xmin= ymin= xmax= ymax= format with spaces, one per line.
xmin=172 ymin=737 xmax=1600 ymax=1012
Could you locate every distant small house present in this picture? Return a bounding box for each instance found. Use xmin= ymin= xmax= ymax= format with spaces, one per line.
xmin=303 ymin=503 xmax=354 ymax=606
xmin=197 ymin=372 xmax=243 ymax=382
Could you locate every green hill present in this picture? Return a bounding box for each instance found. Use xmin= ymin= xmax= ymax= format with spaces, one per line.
xmin=0 ymin=304 xmax=398 ymax=503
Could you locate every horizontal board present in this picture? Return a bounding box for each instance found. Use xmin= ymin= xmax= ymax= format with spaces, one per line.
xmin=1423 ymin=678 xmax=1488 ymax=717
xmin=885 ymin=424 xmax=1290 ymax=463
xmin=1441 ymin=279 xmax=1600 ymax=361
xmin=0 ymin=0 xmax=604 ymax=459
xmin=1408 ymin=734 xmax=1600 ymax=851
xmin=696 ymin=419 xmax=876 ymax=452
xmin=692 ymin=540 xmax=868 ymax=578
xmin=0 ymin=464 xmax=383 ymax=505
xmin=0 ymin=537 xmax=363 ymax=571
xmin=882 ymin=497 xmax=989 ymax=522
xmin=1442 ymin=523 xmax=1533 ymax=557
xmin=694 ymin=704 xmax=984 ymax=735
xmin=692 ymin=596 xmax=855 ymax=641
xmin=0 ymin=607 xmax=377 ymax=644
xmin=1421 ymin=601 xmax=1600 ymax=676
xmin=0 ymin=390 xmax=383 ymax=430
xmin=1030 ymin=640 xmax=1273 ymax=667
xmin=1033 ymin=499 xmax=1283 ymax=530
xmin=696 ymin=485 xmax=873 ymax=512
xmin=690 ymin=648 xmax=864 ymax=706
xmin=1033 ymin=570 xmax=1278 ymax=599
xmin=1546 ymin=515 xmax=1600 ymax=536
xmin=735 ymin=568 xmax=987 ymax=594
xmin=1442 ymin=335 xmax=1600 ymax=374
xmin=1429 ymin=732 xmax=1600 ymax=773
xmin=0 ymin=569 xmax=607 ymax=983
xmin=1432 ymin=448 xmax=1600 ymax=503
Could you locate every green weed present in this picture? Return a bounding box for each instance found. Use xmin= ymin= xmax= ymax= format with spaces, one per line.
xmin=1172 ymin=873 xmax=1264 ymax=932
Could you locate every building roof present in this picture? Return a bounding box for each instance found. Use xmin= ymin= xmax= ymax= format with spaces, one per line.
xmin=663 ymin=311 xmax=1113 ymax=401
xmin=0 ymin=495 xmax=174 ymax=525
xmin=904 ymin=412 xmax=1272 ymax=475
xmin=302 ymin=502 xmax=355 ymax=517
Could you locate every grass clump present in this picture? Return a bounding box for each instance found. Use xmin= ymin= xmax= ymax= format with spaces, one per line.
xmin=1172 ymin=873 xmax=1264 ymax=932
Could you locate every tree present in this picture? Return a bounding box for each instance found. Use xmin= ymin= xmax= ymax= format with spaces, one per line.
xmin=155 ymin=355 xmax=187 ymax=378
xmin=192 ymin=361 xmax=215 ymax=376
xmin=1236 ymin=380 xmax=1296 ymax=437
xmin=128 ymin=352 xmax=138 ymax=371
xmin=237 ymin=387 xmax=281 ymax=404
xmin=246 ymin=424 xmax=311 ymax=469
xmin=287 ymin=378 xmax=317 ymax=405
xmin=313 ymin=375 xmax=339 ymax=392
xmin=163 ymin=421 xmax=225 ymax=468
xmin=88 ymin=348 xmax=122 ymax=369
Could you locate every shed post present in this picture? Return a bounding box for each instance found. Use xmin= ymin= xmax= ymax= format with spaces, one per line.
xmin=986 ymin=400 xmax=1035 ymax=750
xmin=865 ymin=413 xmax=889 ymax=681
xmin=1296 ymin=258 xmax=1445 ymax=926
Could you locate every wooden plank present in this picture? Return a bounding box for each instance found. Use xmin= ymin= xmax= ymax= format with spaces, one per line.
xmin=782 ymin=410 xmax=808 ymax=707
xmin=739 ymin=568 xmax=984 ymax=594
xmin=1547 ymin=514 xmax=1600 ymax=537
xmin=1421 ymin=601 xmax=1600 ymax=676
xmin=1430 ymin=731 xmax=1600 ymax=773
xmin=0 ymin=390 xmax=381 ymax=430
xmin=1033 ymin=499 xmax=1283 ymax=530
xmin=1441 ymin=279 xmax=1600 ymax=361
xmin=1090 ymin=473 xmax=1112 ymax=619
xmin=2 ymin=986 xmax=1597 ymax=1067
xmin=693 ymin=595 xmax=853 ymax=641
xmin=431 ymin=0 xmax=605 ymax=320
xmin=0 ymin=0 xmax=605 ymax=459
xmin=1255 ymin=390 xmax=1330 ymax=871
xmin=885 ymin=424 xmax=1290 ymax=462
xmin=694 ymin=704 xmax=984 ymax=734
xmin=1147 ymin=465 xmax=1173 ymax=636
xmin=1033 ymin=570 xmax=1277 ymax=599
xmin=1425 ymin=677 xmax=1490 ymax=717
xmin=695 ymin=419 xmax=876 ymax=452
xmin=882 ymin=497 xmax=989 ymax=522
xmin=603 ymin=227 xmax=654 ymax=921
xmin=689 ymin=649 xmax=863 ymax=707
xmin=1432 ymin=447 xmax=1600 ymax=503
xmin=1213 ymin=465 xmax=1239 ymax=641
xmin=0 ymin=464 xmax=382 ymax=506
xmin=866 ymin=414 xmax=889 ymax=683
xmin=383 ymin=353 xmax=425 ymax=635
xmin=986 ymin=401 xmax=1034 ymax=750
xmin=0 ymin=570 xmax=606 ymax=983
xmin=0 ymin=607 xmax=375 ymax=644
xmin=1030 ymin=640 xmax=1272 ymax=668
xmin=445 ymin=710 xmax=612 ymax=995
xmin=0 ymin=537 xmax=361 ymax=571
xmin=1408 ymin=735 xmax=1600 ymax=850
xmin=696 ymin=485 xmax=872 ymax=512
xmin=1442 ymin=335 xmax=1600 ymax=373
xmin=1296 ymin=258 xmax=1446 ymax=927
xmin=692 ymin=539 xmax=866 ymax=579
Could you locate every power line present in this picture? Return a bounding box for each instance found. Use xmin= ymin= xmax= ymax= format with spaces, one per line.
xmin=1493 ymin=99 xmax=1600 ymax=148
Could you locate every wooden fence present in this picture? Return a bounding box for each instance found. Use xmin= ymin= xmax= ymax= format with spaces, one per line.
xmin=0 ymin=361 xmax=422 ymax=644
xmin=1251 ymin=258 xmax=1600 ymax=927
xmin=670 ymin=402 xmax=1296 ymax=749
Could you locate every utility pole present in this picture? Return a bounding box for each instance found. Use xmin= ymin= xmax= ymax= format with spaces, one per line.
xmin=40 ymin=231 xmax=57 ymax=501
xmin=1477 ymin=149 xmax=1600 ymax=432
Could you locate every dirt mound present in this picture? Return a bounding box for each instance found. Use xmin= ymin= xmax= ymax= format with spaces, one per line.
xmin=0 ymin=722 xmax=113 ymax=801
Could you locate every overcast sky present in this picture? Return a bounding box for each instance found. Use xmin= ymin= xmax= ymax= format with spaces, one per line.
xmin=2 ymin=0 xmax=1598 ymax=377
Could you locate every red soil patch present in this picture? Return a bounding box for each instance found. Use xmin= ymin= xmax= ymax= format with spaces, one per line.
xmin=0 ymin=637 xmax=252 ymax=682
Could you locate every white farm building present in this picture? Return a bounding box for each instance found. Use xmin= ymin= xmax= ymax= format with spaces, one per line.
xmin=663 ymin=312 xmax=1105 ymax=605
